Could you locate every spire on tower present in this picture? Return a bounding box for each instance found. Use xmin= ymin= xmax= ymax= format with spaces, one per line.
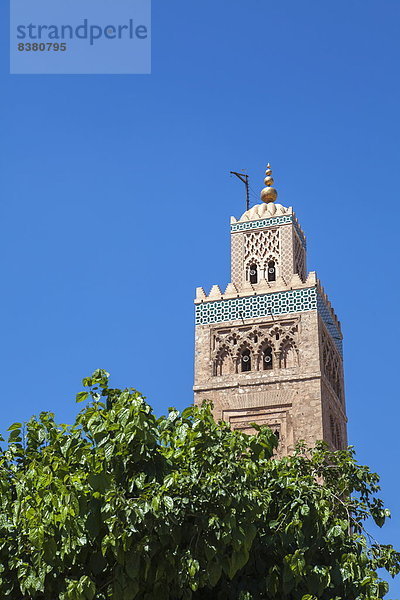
xmin=260 ymin=163 xmax=278 ymax=203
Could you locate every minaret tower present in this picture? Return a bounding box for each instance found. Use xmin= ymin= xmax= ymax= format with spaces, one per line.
xmin=194 ymin=165 xmax=347 ymax=454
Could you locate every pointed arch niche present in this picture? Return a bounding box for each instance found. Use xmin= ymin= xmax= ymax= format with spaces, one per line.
xmin=260 ymin=344 xmax=273 ymax=370
xmin=240 ymin=348 xmax=251 ymax=372
xmin=214 ymin=348 xmax=235 ymax=376
xmin=280 ymin=340 xmax=298 ymax=368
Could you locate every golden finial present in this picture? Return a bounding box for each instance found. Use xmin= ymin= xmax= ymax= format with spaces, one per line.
xmin=260 ymin=163 xmax=278 ymax=203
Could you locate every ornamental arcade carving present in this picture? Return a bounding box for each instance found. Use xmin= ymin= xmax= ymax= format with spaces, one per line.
xmin=212 ymin=320 xmax=299 ymax=376
xmin=321 ymin=326 xmax=343 ymax=403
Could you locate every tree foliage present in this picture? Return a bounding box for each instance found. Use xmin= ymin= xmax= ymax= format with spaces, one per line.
xmin=0 ymin=369 xmax=398 ymax=599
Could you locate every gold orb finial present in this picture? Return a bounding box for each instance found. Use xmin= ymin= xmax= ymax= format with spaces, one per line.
xmin=261 ymin=163 xmax=278 ymax=203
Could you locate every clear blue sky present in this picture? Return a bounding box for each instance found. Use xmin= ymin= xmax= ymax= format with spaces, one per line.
xmin=1 ymin=0 xmax=399 ymax=595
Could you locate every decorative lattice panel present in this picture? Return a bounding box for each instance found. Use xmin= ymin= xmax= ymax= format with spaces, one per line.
xmin=280 ymin=226 xmax=294 ymax=282
xmin=231 ymin=232 xmax=244 ymax=286
xmin=244 ymin=229 xmax=280 ymax=263
xmin=231 ymin=214 xmax=306 ymax=249
xmin=322 ymin=328 xmax=343 ymax=401
xmin=293 ymin=231 xmax=306 ymax=281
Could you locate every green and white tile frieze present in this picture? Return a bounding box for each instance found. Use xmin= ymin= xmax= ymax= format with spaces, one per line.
xmin=230 ymin=215 xmax=306 ymax=249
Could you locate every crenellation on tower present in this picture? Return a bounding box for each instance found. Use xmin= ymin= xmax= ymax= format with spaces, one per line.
xmin=194 ymin=164 xmax=347 ymax=455
xmin=195 ymin=271 xmax=325 ymax=303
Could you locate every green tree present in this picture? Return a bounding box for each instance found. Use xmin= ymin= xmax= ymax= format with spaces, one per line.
xmin=0 ymin=369 xmax=398 ymax=599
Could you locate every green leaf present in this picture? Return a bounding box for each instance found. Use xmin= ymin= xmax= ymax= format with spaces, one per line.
xmin=8 ymin=429 xmax=22 ymax=443
xmin=244 ymin=523 xmax=257 ymax=550
xmin=163 ymin=496 xmax=174 ymax=510
xmin=76 ymin=391 xmax=89 ymax=403
xmin=87 ymin=473 xmax=110 ymax=493
xmin=86 ymin=506 xmax=101 ymax=539
xmin=7 ymin=422 xmax=22 ymax=431
xmin=327 ymin=524 xmax=343 ymax=539
xmin=208 ymin=561 xmax=222 ymax=586
xmin=103 ymin=442 xmax=114 ymax=460
xmin=43 ymin=537 xmax=57 ymax=562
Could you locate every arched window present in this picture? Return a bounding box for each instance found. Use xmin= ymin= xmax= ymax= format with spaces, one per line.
xmin=221 ymin=351 xmax=234 ymax=375
xmin=241 ymin=348 xmax=251 ymax=372
xmin=214 ymin=350 xmax=234 ymax=376
xmin=249 ymin=264 xmax=258 ymax=284
xmin=334 ymin=371 xmax=342 ymax=400
xmin=262 ymin=346 xmax=273 ymax=370
xmin=267 ymin=260 xmax=276 ymax=282
xmin=280 ymin=342 xmax=297 ymax=368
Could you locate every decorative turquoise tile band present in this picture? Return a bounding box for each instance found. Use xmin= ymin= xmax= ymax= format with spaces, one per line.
xmin=317 ymin=295 xmax=343 ymax=356
xmin=230 ymin=215 xmax=291 ymax=233
xmin=230 ymin=214 xmax=306 ymax=249
xmin=195 ymin=287 xmax=342 ymax=356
